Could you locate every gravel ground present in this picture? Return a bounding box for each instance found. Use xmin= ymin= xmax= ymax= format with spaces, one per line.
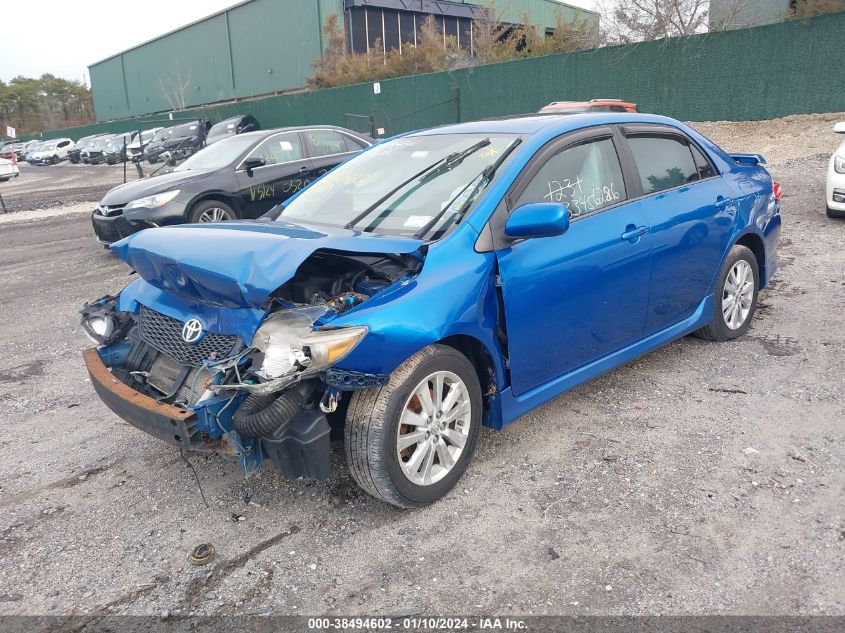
xmin=0 ymin=161 xmax=150 ymax=213
xmin=0 ymin=114 xmax=842 ymax=618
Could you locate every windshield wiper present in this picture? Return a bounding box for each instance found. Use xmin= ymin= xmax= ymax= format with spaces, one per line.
xmin=414 ymin=138 xmax=522 ymax=240
xmin=344 ymin=138 xmax=491 ymax=231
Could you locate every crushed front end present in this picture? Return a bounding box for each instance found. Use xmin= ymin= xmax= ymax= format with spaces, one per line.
xmin=81 ymin=237 xmax=422 ymax=482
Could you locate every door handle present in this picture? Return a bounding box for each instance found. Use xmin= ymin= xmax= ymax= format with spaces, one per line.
xmin=714 ymin=195 xmax=728 ymax=210
xmin=621 ymin=225 xmax=648 ymax=242
xmin=298 ymin=166 xmax=309 ymax=174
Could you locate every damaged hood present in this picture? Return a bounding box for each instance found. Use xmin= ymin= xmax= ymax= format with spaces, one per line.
xmin=110 ymin=220 xmax=423 ymax=309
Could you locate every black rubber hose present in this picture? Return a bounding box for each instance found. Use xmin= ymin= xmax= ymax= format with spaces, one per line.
xmin=233 ymin=389 xmax=305 ymax=438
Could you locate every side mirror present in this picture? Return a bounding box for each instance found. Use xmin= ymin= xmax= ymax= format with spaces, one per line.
xmin=243 ymin=157 xmax=265 ymax=177
xmin=504 ymin=202 xmax=570 ymax=240
xmin=834 ymin=122 xmax=845 ymax=134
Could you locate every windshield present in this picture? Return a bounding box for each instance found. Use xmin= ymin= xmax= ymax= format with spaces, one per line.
xmin=280 ymin=134 xmax=519 ymax=238
xmin=174 ymin=134 xmax=256 ymax=172
xmin=170 ymin=123 xmax=200 ymax=139
xmin=151 ymin=128 xmax=173 ymax=143
xmin=208 ymin=120 xmax=238 ymax=139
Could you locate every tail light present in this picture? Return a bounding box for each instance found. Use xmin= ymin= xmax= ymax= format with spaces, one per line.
xmin=773 ymin=182 xmax=782 ymax=201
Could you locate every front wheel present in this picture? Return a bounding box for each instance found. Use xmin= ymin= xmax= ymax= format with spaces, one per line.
xmin=51 ymin=155 xmax=60 ymax=165
xmin=188 ymin=200 xmax=237 ymax=223
xmin=696 ymin=244 xmax=759 ymax=341
xmin=345 ymin=344 xmax=482 ymax=508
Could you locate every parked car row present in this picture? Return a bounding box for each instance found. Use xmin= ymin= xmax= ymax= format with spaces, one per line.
xmin=81 ymin=109 xmax=786 ymax=507
xmin=2 ymin=113 xmax=261 ymax=170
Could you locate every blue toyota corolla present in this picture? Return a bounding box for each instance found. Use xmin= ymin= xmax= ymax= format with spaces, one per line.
xmin=81 ymin=113 xmax=781 ymax=507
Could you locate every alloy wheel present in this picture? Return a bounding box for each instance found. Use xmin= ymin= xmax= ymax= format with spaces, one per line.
xmin=197 ymin=207 xmax=233 ymax=222
xmin=722 ymin=259 xmax=754 ymax=330
xmin=396 ymin=370 xmax=472 ymax=486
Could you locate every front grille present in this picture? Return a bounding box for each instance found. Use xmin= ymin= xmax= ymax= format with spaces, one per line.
xmin=91 ymin=209 xmax=141 ymax=244
xmin=138 ymin=305 xmax=242 ymax=367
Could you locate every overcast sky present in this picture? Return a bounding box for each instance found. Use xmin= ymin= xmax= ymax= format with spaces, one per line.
xmin=1 ymin=0 xmax=601 ymax=84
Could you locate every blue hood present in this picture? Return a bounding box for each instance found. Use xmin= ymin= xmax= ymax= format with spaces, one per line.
xmin=110 ymin=220 xmax=424 ymax=309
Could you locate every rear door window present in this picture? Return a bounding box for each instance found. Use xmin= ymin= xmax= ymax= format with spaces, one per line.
xmin=690 ymin=143 xmax=717 ymax=179
xmin=342 ymin=134 xmax=368 ymax=152
xmin=514 ymin=137 xmax=626 ymax=219
xmin=628 ymin=136 xmax=699 ymax=194
xmin=303 ymin=130 xmax=349 ymax=157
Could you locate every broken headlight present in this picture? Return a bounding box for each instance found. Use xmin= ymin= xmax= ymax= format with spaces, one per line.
xmin=250 ymin=306 xmax=367 ymax=379
xmin=80 ymin=296 xmax=122 ymax=346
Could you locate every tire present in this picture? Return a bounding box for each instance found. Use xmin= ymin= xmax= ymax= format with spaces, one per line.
xmin=827 ymin=206 xmax=845 ymax=219
xmin=345 ymin=344 xmax=482 ymax=508
xmin=696 ymin=244 xmax=759 ymax=342
xmin=51 ymin=155 xmax=60 ymax=165
xmin=188 ymin=200 xmax=237 ymax=223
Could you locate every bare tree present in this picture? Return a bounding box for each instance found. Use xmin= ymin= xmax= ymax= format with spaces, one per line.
xmin=159 ymin=62 xmax=192 ymax=112
xmin=709 ymin=0 xmax=765 ymax=31
xmin=597 ymin=0 xmax=709 ymax=43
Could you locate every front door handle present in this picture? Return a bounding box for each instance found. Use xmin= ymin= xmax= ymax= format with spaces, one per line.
xmin=298 ymin=166 xmax=309 ymax=174
xmin=714 ymin=195 xmax=728 ymax=210
xmin=621 ymin=225 xmax=648 ymax=242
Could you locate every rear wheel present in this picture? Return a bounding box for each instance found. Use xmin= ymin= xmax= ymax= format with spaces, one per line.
xmin=345 ymin=344 xmax=482 ymax=508
xmin=188 ymin=200 xmax=237 ymax=223
xmin=696 ymin=244 xmax=759 ymax=342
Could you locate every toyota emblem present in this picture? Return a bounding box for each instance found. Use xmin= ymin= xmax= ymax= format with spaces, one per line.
xmin=181 ymin=318 xmax=204 ymax=343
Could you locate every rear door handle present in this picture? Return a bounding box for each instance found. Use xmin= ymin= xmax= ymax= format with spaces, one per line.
xmin=298 ymin=166 xmax=309 ymax=174
xmin=621 ymin=225 xmax=648 ymax=242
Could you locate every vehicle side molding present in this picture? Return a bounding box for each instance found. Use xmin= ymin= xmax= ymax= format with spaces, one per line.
xmin=504 ymin=202 xmax=570 ymax=240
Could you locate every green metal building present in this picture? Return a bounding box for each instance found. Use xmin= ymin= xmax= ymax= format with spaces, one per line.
xmin=88 ymin=0 xmax=598 ymax=122
xmin=709 ymin=0 xmax=792 ymax=30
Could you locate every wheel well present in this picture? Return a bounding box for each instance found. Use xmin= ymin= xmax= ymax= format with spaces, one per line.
xmin=735 ymin=233 xmax=766 ymax=288
xmin=438 ymin=335 xmax=496 ymax=399
xmin=188 ymin=194 xmax=240 ymax=219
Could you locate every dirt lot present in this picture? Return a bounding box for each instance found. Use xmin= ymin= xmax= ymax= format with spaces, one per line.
xmin=0 ymin=114 xmax=843 ymax=618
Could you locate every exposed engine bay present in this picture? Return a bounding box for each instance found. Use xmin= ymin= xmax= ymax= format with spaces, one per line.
xmin=81 ymin=249 xmax=422 ymax=480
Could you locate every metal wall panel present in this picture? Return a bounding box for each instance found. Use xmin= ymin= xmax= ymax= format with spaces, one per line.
xmin=88 ymin=57 xmax=130 ymax=120
xmin=53 ymin=6 xmax=842 ymax=141
xmin=88 ymin=0 xmax=596 ymax=121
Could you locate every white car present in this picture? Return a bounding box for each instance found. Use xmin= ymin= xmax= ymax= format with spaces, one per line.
xmin=0 ymin=157 xmax=19 ymax=182
xmin=125 ymin=128 xmax=163 ymax=161
xmin=29 ymin=138 xmax=75 ymax=165
xmin=827 ymin=122 xmax=845 ymax=218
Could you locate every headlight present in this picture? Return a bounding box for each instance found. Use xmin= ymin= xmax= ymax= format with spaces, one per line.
xmin=835 ymin=154 xmax=845 ymax=174
xmin=82 ymin=314 xmax=115 ymax=345
xmin=301 ymin=327 xmax=368 ymax=369
xmin=125 ymin=189 xmax=180 ymax=210
xmin=250 ymin=307 xmax=367 ymax=379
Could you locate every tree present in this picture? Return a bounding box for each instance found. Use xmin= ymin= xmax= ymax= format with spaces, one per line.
xmin=0 ymin=74 xmax=93 ymax=136
xmin=790 ymin=0 xmax=845 ymax=18
xmin=307 ymin=3 xmax=599 ymax=89
xmin=597 ymin=0 xmax=709 ymax=43
xmin=159 ymin=62 xmax=192 ymax=112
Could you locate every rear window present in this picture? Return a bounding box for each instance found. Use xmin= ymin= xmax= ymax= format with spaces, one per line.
xmin=628 ymin=136 xmax=698 ymax=194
